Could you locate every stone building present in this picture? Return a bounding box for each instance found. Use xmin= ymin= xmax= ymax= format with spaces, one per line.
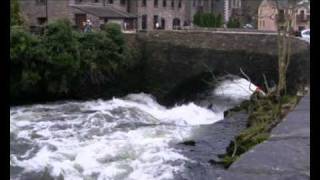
xmin=293 ymin=0 xmax=310 ymax=32
xmin=19 ymin=0 xmax=70 ymax=27
xmin=19 ymin=0 xmax=245 ymax=31
xmin=257 ymin=0 xmax=310 ymax=32
xmin=69 ymin=0 xmax=137 ymax=31
xmin=135 ymin=0 xmax=190 ymax=30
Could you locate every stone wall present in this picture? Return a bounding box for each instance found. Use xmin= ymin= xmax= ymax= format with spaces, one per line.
xmin=125 ymin=31 xmax=310 ymax=105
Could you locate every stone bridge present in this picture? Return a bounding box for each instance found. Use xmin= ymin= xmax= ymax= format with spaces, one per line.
xmin=125 ymin=31 xmax=310 ymax=105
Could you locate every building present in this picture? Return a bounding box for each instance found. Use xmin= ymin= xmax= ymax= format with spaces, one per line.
xmin=69 ymin=0 xmax=137 ymax=31
xmin=19 ymin=0 xmax=70 ymax=27
xmin=241 ymin=0 xmax=263 ymax=27
xmin=19 ymin=0 xmax=244 ymax=31
xmin=257 ymin=0 xmax=309 ymax=32
xmin=135 ymin=0 xmax=191 ymax=30
xmin=293 ymin=0 xmax=310 ymax=32
xmin=225 ymin=0 xmax=242 ymax=22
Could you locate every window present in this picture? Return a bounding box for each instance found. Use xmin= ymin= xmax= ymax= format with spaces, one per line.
xmin=120 ymin=0 xmax=126 ymax=5
xmin=163 ymin=0 xmax=167 ymax=7
xmin=154 ymin=0 xmax=158 ymax=7
xmin=278 ymin=9 xmax=285 ymax=23
xmin=142 ymin=0 xmax=147 ymax=7
xmin=108 ymin=0 xmax=113 ymax=4
xmin=142 ymin=14 xmax=147 ymax=29
xmin=193 ymin=0 xmax=196 ymax=7
xmin=171 ymin=0 xmax=174 ymax=8
xmin=173 ymin=18 xmax=181 ymax=30
xmin=178 ymin=0 xmax=182 ymax=8
xmin=35 ymin=0 xmax=45 ymax=5
xmin=161 ymin=18 xmax=165 ymax=29
xmin=37 ymin=17 xmax=47 ymax=25
xmin=93 ymin=0 xmax=99 ymax=3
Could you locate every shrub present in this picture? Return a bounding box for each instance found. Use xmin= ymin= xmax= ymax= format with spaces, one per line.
xmin=43 ymin=19 xmax=81 ymax=94
xmin=10 ymin=0 xmax=24 ymax=26
xmin=193 ymin=13 xmax=220 ymax=28
xmin=78 ymin=31 xmax=119 ymax=84
xmin=101 ymin=23 xmax=125 ymax=51
xmin=227 ymin=18 xmax=241 ymax=28
xmin=11 ymin=19 xmax=138 ymax=104
xmin=10 ymin=26 xmax=45 ymax=98
xmin=216 ymin=14 xmax=223 ymax=28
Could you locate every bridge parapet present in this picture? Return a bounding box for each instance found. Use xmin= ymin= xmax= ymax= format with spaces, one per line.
xmin=134 ymin=31 xmax=308 ymax=55
xmin=124 ymin=31 xmax=309 ymax=105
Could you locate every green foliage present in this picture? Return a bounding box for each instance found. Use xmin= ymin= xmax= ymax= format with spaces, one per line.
xmin=101 ymin=23 xmax=125 ymax=50
xmin=11 ymin=0 xmax=24 ymax=26
xmin=193 ymin=13 xmax=222 ymax=28
xmin=11 ymin=20 xmax=138 ymax=104
xmin=220 ymin=94 xmax=300 ymax=168
xmin=227 ymin=18 xmax=241 ymax=28
xmin=44 ymin=19 xmax=80 ymax=69
xmin=42 ymin=19 xmax=81 ymax=94
xmin=10 ymin=26 xmax=43 ymax=62
xmin=221 ymin=155 xmax=239 ymax=168
xmin=10 ymin=26 xmax=44 ymax=98
xmin=193 ymin=12 xmax=201 ymax=27
xmin=78 ymin=31 xmax=121 ymax=85
xmin=216 ymin=14 xmax=222 ymax=28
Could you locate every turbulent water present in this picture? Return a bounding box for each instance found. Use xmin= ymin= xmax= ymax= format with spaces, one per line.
xmin=10 ymin=78 xmax=257 ymax=180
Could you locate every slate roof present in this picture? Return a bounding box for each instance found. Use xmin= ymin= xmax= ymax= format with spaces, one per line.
xmin=70 ymin=5 xmax=137 ymax=19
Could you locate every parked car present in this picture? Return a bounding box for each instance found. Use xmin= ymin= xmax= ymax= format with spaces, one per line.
xmin=301 ymin=29 xmax=310 ymax=40
xmin=243 ymin=24 xmax=254 ymax=29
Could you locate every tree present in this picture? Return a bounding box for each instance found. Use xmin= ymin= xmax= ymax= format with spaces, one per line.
xmin=193 ymin=12 xmax=220 ymax=28
xmin=216 ymin=14 xmax=223 ymax=28
xmin=257 ymin=0 xmax=301 ymax=97
xmin=10 ymin=0 xmax=24 ymax=26
xmin=193 ymin=12 xmax=201 ymax=26
xmin=43 ymin=19 xmax=81 ymax=94
xmin=227 ymin=18 xmax=240 ymax=28
xmin=274 ymin=0 xmax=298 ymax=97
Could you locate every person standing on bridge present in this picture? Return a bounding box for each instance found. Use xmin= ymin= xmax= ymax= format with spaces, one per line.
xmin=84 ymin=19 xmax=93 ymax=33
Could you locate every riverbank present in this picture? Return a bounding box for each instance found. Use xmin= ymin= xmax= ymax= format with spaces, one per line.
xmin=219 ymin=94 xmax=310 ymax=180
xmin=173 ymin=111 xmax=249 ymax=180
xmin=173 ymin=93 xmax=309 ymax=180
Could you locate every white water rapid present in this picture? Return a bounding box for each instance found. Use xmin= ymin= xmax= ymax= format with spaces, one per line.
xmin=10 ymin=78 xmax=257 ymax=180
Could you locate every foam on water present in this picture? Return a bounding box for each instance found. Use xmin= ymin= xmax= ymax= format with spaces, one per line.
xmin=10 ymin=78 xmax=256 ymax=180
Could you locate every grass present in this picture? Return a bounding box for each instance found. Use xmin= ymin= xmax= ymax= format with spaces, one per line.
xmin=218 ymin=93 xmax=300 ymax=168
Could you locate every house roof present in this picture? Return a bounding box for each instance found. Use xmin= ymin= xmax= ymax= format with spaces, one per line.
xmin=70 ymin=5 xmax=137 ymax=19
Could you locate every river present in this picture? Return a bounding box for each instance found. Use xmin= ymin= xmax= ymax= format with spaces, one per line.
xmin=10 ymin=77 xmax=257 ymax=180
